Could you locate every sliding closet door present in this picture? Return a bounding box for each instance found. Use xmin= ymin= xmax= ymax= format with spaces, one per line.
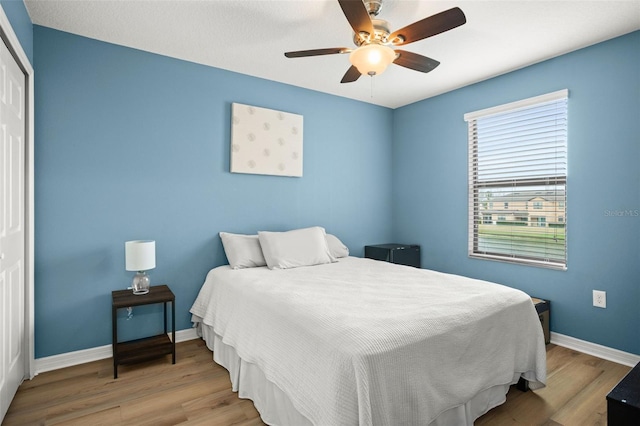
xmin=0 ymin=37 xmax=26 ymax=421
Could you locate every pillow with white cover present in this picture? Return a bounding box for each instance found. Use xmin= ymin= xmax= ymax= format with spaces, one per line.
xmin=219 ymin=232 xmax=267 ymax=269
xmin=326 ymin=234 xmax=349 ymax=258
xmin=258 ymin=226 xmax=336 ymax=270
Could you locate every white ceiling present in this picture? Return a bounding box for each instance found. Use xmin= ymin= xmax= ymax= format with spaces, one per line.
xmin=24 ymin=0 xmax=640 ymax=109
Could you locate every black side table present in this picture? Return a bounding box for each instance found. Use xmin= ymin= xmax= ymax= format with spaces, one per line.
xmin=531 ymin=297 xmax=550 ymax=344
xmin=111 ymin=284 xmax=175 ymax=378
xmin=365 ymin=244 xmax=421 ymax=268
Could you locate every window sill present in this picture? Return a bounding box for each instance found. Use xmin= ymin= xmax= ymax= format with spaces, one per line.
xmin=469 ymin=253 xmax=567 ymax=271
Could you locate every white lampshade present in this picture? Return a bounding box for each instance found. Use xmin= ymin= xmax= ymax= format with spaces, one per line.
xmin=349 ymin=44 xmax=396 ymax=76
xmin=125 ymin=240 xmax=156 ymax=272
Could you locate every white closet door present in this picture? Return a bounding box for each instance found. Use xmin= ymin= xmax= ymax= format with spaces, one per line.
xmin=0 ymin=37 xmax=26 ymax=421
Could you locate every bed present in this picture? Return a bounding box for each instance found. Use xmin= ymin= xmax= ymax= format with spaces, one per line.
xmin=190 ymin=229 xmax=546 ymax=425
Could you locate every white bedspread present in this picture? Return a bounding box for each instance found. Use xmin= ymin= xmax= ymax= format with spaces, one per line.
xmin=190 ymin=257 xmax=546 ymax=425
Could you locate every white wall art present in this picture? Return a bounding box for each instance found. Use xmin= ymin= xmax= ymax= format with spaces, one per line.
xmin=230 ymin=103 xmax=303 ymax=177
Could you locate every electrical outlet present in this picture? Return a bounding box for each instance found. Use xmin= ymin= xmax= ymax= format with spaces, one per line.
xmin=593 ymin=290 xmax=606 ymax=308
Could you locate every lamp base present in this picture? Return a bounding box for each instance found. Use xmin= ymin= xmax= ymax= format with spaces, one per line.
xmin=132 ymin=271 xmax=150 ymax=295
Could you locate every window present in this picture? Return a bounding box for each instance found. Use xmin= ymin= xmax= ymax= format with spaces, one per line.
xmin=465 ymin=90 xmax=568 ymax=270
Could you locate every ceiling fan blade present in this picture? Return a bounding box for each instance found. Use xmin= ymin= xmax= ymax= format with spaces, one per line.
xmin=389 ymin=7 xmax=466 ymax=46
xmin=341 ymin=65 xmax=361 ymax=83
xmin=393 ymin=50 xmax=440 ymax=73
xmin=285 ymin=48 xmax=350 ymax=58
xmin=338 ymin=0 xmax=374 ymax=38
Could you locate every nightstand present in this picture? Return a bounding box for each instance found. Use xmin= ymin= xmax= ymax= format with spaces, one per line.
xmin=111 ymin=284 xmax=175 ymax=378
xmin=365 ymin=244 xmax=421 ymax=268
xmin=531 ymin=297 xmax=550 ymax=344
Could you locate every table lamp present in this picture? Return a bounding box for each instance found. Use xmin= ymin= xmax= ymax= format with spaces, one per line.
xmin=125 ymin=240 xmax=156 ymax=295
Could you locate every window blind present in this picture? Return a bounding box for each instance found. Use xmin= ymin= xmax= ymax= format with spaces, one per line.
xmin=466 ymin=90 xmax=568 ymax=270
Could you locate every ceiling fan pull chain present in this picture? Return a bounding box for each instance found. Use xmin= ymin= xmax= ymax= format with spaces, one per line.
xmin=370 ymin=74 xmax=374 ymax=98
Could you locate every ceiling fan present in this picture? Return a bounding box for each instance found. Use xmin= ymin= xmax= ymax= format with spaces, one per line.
xmin=284 ymin=0 xmax=466 ymax=83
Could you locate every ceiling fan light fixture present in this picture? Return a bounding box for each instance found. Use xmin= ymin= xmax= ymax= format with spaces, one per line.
xmin=349 ymin=44 xmax=395 ymax=76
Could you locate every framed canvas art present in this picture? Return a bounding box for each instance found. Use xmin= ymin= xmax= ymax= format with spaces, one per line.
xmin=230 ymin=103 xmax=303 ymax=177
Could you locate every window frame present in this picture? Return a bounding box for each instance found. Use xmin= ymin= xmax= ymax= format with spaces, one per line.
xmin=465 ymin=90 xmax=568 ymax=270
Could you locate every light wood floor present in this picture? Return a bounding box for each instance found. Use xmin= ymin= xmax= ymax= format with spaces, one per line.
xmin=3 ymin=340 xmax=630 ymax=425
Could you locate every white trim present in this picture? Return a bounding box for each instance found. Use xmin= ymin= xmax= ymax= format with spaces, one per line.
xmin=0 ymin=4 xmax=35 ymax=380
xmin=464 ymin=89 xmax=568 ymax=121
xmin=551 ymin=332 xmax=640 ymax=367
xmin=34 ymin=328 xmax=200 ymax=375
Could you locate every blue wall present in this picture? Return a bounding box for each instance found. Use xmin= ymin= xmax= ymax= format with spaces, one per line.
xmin=392 ymin=31 xmax=640 ymax=355
xmin=20 ymin=13 xmax=640 ymax=359
xmin=33 ymin=26 xmax=394 ymax=358
xmin=0 ymin=0 xmax=32 ymax=64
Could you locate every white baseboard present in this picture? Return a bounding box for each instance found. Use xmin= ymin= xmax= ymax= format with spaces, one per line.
xmin=34 ymin=328 xmax=199 ymax=375
xmin=33 ymin=329 xmax=638 ymax=375
xmin=551 ymin=332 xmax=640 ymax=367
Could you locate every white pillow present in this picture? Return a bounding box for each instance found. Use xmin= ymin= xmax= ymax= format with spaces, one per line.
xmin=219 ymin=232 xmax=267 ymax=269
xmin=326 ymin=234 xmax=349 ymax=258
xmin=258 ymin=227 xmax=336 ymax=270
